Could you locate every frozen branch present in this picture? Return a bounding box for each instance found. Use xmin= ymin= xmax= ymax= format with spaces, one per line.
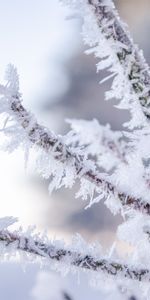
xmin=63 ymin=0 xmax=150 ymax=128
xmin=0 ymin=229 xmax=149 ymax=283
xmin=0 ymin=2 xmax=150 ymax=297
xmin=87 ymin=0 xmax=150 ymax=120
xmin=0 ymin=81 xmax=150 ymax=215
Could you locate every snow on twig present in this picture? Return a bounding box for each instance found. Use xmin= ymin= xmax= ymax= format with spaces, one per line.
xmin=0 ymin=77 xmax=150 ymax=215
xmin=0 ymin=229 xmax=149 ymax=283
xmin=63 ymin=0 xmax=150 ymax=128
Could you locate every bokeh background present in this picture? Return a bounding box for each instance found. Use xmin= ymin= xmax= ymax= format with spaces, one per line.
xmin=0 ymin=1 xmax=149 ymax=299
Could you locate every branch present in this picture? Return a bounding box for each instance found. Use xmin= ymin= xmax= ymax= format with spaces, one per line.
xmin=62 ymin=0 xmax=150 ymax=128
xmin=87 ymin=0 xmax=150 ymax=121
xmin=1 ymin=84 xmax=150 ymax=215
xmin=0 ymin=229 xmax=149 ymax=283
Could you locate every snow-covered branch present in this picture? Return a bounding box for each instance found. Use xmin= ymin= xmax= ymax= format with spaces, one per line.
xmin=87 ymin=0 xmax=150 ymax=123
xmin=63 ymin=0 xmax=150 ymax=128
xmin=0 ymin=78 xmax=150 ymax=215
xmin=0 ymin=229 xmax=149 ymax=283
xmin=1 ymin=1 xmax=150 ymax=298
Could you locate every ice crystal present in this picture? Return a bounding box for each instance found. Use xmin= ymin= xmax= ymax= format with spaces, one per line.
xmin=0 ymin=1 xmax=150 ymax=299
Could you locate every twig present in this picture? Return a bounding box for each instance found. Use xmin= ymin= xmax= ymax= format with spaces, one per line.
xmin=0 ymin=88 xmax=148 ymax=215
xmin=9 ymin=96 xmax=150 ymax=215
xmin=88 ymin=0 xmax=150 ymax=119
xmin=0 ymin=229 xmax=149 ymax=283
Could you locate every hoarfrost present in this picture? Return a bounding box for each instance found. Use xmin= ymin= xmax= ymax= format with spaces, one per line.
xmin=0 ymin=1 xmax=150 ymax=299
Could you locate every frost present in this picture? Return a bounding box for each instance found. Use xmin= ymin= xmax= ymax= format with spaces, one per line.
xmin=62 ymin=0 xmax=150 ymax=129
xmin=0 ymin=216 xmax=18 ymax=230
xmin=0 ymin=1 xmax=150 ymax=299
xmin=65 ymin=118 xmax=127 ymax=171
xmin=5 ymin=64 xmax=20 ymax=96
xmin=36 ymin=150 xmax=76 ymax=194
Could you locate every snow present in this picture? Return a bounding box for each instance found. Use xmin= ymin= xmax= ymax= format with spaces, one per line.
xmin=0 ymin=0 xmax=150 ymax=299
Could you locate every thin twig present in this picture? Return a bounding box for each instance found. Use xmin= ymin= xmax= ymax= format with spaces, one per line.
xmin=0 ymin=85 xmax=149 ymax=214
xmin=9 ymin=96 xmax=150 ymax=215
xmin=88 ymin=0 xmax=150 ymax=119
xmin=0 ymin=229 xmax=149 ymax=283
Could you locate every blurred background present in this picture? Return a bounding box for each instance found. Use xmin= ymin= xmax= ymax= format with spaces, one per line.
xmin=0 ymin=0 xmax=150 ymax=299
